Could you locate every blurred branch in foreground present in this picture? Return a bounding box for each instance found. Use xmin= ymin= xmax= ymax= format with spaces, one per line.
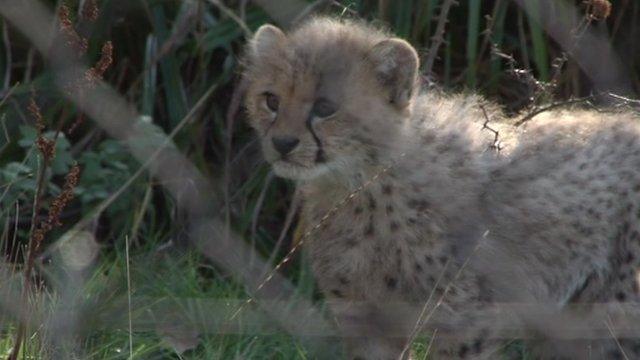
xmin=513 ymin=0 xmax=633 ymax=97
xmin=0 ymin=0 xmax=337 ymax=357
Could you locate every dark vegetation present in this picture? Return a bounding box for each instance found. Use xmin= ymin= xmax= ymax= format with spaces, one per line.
xmin=0 ymin=0 xmax=638 ymax=358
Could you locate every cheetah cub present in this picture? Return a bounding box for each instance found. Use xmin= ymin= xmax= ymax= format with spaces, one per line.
xmin=244 ymin=17 xmax=640 ymax=360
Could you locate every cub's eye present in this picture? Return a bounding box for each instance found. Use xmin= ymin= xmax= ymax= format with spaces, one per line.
xmin=311 ymin=98 xmax=337 ymax=118
xmin=264 ymin=92 xmax=280 ymax=112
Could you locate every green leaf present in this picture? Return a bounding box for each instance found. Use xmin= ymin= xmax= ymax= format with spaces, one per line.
xmin=201 ymin=8 xmax=269 ymax=51
xmin=1 ymin=162 xmax=31 ymax=181
xmin=50 ymin=133 xmax=72 ymax=175
xmin=18 ymin=125 xmax=37 ymax=148
xmin=151 ymin=4 xmax=187 ymax=128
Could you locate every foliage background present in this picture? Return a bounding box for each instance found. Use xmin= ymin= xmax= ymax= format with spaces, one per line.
xmin=0 ymin=0 xmax=638 ymax=358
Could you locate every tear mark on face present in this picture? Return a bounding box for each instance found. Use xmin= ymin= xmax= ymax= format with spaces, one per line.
xmin=306 ymin=114 xmax=326 ymax=163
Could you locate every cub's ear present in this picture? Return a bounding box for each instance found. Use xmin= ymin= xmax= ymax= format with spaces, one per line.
xmin=366 ymin=38 xmax=419 ymax=109
xmin=249 ymin=24 xmax=287 ymax=59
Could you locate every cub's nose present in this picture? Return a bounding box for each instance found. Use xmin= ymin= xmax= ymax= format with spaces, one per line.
xmin=272 ymin=136 xmax=300 ymax=156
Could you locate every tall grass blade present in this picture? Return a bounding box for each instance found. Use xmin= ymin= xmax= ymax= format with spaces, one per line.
xmin=524 ymin=1 xmax=549 ymax=81
xmin=151 ymin=4 xmax=187 ymax=128
xmin=393 ymin=0 xmax=413 ymax=39
xmin=466 ymin=0 xmax=481 ymax=88
xmin=142 ymin=35 xmax=157 ymax=117
xmin=489 ymin=0 xmax=508 ymax=91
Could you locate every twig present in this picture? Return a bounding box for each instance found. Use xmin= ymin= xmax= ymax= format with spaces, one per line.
xmin=512 ymin=0 xmax=631 ymax=95
xmin=491 ymin=45 xmax=541 ymax=91
xmin=607 ymin=93 xmax=640 ymax=106
xmin=526 ymin=1 xmax=597 ymax=111
xmin=474 ymin=0 xmax=503 ymax=69
xmin=479 ymin=104 xmax=503 ymax=151
xmin=424 ymin=0 xmax=458 ymax=75
xmin=515 ymin=95 xmax=595 ymax=126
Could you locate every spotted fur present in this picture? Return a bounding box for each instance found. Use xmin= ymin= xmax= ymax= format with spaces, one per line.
xmin=244 ymin=17 xmax=640 ymax=360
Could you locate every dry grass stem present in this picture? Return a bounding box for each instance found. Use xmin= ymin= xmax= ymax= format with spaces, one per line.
xmin=58 ymin=4 xmax=88 ymax=56
xmin=81 ymin=0 xmax=99 ymax=22
xmin=86 ymin=41 xmax=114 ymax=84
xmin=29 ymin=98 xmax=55 ymax=163
xmin=586 ymin=0 xmax=612 ymax=21
xmin=605 ymin=315 xmax=630 ymax=360
xmin=125 ymin=235 xmax=134 ymax=359
xmin=229 ymin=153 xmax=407 ymax=321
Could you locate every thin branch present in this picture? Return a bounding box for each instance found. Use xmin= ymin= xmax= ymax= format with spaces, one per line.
xmin=474 ymin=0 xmax=503 ymax=70
xmin=479 ymin=104 xmax=503 ymax=151
xmin=424 ymin=0 xmax=458 ymax=75
xmin=608 ymin=93 xmax=640 ymax=106
xmin=515 ymin=95 xmax=595 ymax=126
xmin=512 ymin=0 xmax=632 ymax=95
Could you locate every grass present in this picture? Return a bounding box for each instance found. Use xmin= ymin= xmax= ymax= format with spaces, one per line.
xmin=1 ymin=234 xmax=316 ymax=359
xmin=0 ymin=0 xmax=638 ymax=359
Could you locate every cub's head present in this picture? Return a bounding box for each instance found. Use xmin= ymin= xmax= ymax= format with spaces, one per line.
xmin=243 ymin=18 xmax=419 ymax=180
